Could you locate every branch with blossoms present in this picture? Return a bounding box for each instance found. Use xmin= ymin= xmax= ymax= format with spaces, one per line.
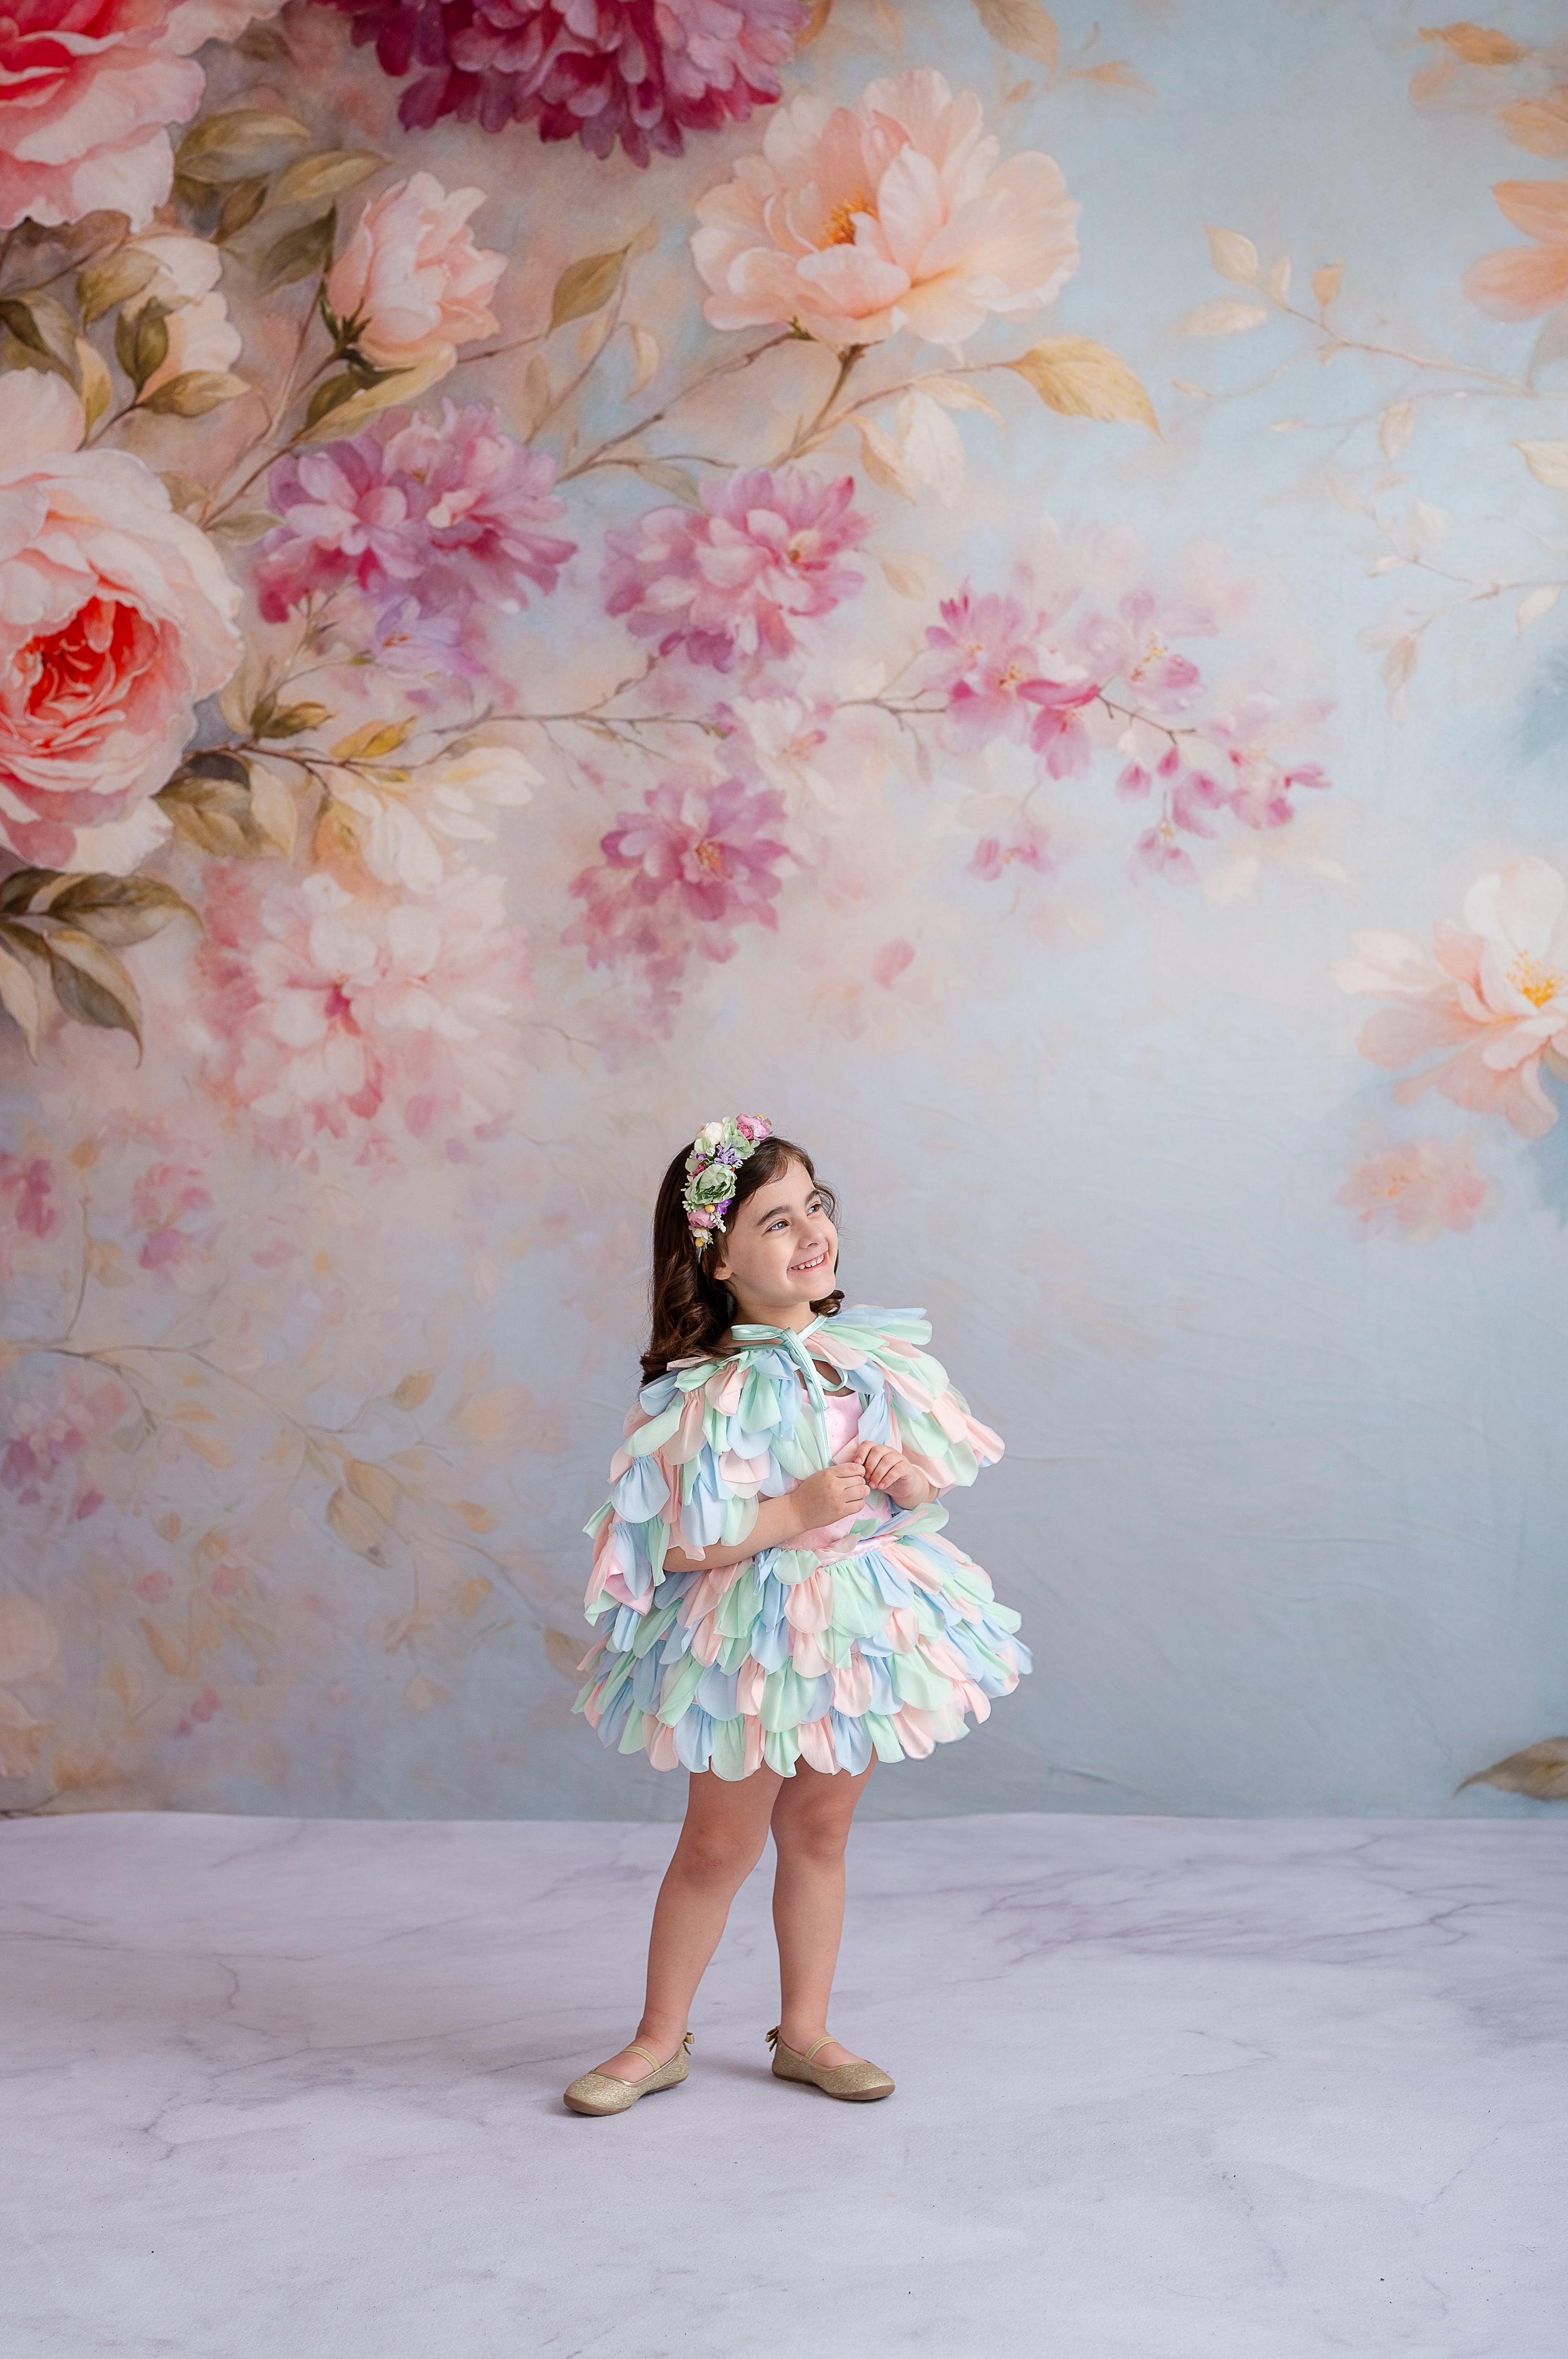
xmin=847 ymin=602 xmax=1325 ymax=888
xmin=1174 ymin=16 xmax=1568 ymax=703
xmin=558 ymin=513 xmax=1334 ymax=1035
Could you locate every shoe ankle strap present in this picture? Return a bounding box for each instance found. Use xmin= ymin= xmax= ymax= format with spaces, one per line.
xmin=629 ymin=2032 xmax=693 ymax=2071
xmin=765 ymin=2024 xmax=835 ymax=2061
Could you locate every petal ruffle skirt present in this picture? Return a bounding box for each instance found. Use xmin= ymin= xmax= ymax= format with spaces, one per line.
xmin=571 ymin=1527 xmax=1032 ymax=1780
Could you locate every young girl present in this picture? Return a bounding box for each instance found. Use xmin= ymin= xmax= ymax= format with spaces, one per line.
xmin=562 ymin=1116 xmax=1032 ymax=2115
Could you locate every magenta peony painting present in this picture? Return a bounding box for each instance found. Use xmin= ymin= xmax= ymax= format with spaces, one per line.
xmin=0 ymin=0 xmax=1563 ymax=1821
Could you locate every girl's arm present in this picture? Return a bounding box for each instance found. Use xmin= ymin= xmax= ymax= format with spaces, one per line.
xmin=661 ymin=1447 xmax=939 ymax=1576
xmin=662 ymin=1465 xmax=868 ymax=1574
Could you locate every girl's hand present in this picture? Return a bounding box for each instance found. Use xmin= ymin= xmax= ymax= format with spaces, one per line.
xmin=790 ymin=1462 xmax=868 ymax=1534
xmin=853 ymin=1440 xmax=933 ymax=1508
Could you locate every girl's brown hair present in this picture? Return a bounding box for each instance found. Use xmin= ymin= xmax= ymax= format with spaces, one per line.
xmin=642 ymin=1133 xmax=843 ymax=1381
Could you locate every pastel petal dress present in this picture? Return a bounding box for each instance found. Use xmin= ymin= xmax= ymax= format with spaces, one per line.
xmin=571 ymin=1306 xmax=1032 ymax=1780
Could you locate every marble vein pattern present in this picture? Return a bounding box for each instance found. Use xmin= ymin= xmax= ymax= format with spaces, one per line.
xmin=1 ymin=1811 xmax=1564 ymax=2358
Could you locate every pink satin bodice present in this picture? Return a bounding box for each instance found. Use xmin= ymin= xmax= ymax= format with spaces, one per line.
xmin=821 ymin=1389 xmax=862 ymax=1458
xmin=791 ymin=1387 xmax=864 ymax=1555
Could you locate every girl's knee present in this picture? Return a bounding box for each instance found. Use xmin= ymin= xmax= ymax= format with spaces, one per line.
xmin=677 ymin=1831 xmax=765 ymax=1889
xmin=772 ymin=1813 xmax=851 ymax=1867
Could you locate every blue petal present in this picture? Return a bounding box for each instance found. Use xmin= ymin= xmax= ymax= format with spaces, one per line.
xmin=697 ymin=1663 xmax=740 ymax=1718
xmin=751 ymin=1572 xmax=792 ymax=1672
xmin=860 ymin=1550 xmax=915 ymax=1608
xmin=673 ymin=1707 xmax=716 ymax=1772
xmin=631 ymin=1650 xmax=664 ymax=1712
xmin=830 ymin=1709 xmax=873 ymax=1774
xmin=596 ymin=1681 xmax=637 ymax=1750
xmin=948 ymin=1622 xmax=989 ymax=1679
xmin=610 ymin=1456 xmax=669 ymax=1522
xmin=864 ymin=1655 xmax=898 ymax=1714
xmin=855 ymin=1388 xmax=893 ymax=1446
xmin=663 ymin=1613 xmax=696 ymax=1661
xmin=608 ymin=1601 xmax=644 ymax=1654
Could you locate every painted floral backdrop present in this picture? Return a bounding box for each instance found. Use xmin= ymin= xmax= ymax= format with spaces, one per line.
xmin=2 ymin=0 xmax=1565 ymax=1821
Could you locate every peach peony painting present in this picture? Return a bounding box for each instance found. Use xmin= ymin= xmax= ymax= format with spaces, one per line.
xmin=0 ymin=0 xmax=1562 ymax=1823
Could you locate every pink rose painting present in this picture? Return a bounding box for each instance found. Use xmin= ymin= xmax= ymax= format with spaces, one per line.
xmin=324 ymin=172 xmax=507 ymax=375
xmin=0 ymin=373 xmax=242 ymax=873
xmin=0 ymin=0 xmax=285 ymax=232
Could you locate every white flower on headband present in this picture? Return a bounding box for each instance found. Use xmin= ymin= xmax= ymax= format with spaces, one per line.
xmin=683 ymin=1113 xmax=773 ymax=1254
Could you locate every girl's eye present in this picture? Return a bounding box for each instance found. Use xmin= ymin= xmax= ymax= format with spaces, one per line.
xmin=768 ymin=1198 xmax=821 ymax=1232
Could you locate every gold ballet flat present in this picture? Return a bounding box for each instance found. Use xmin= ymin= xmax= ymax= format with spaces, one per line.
xmin=765 ymin=2024 xmax=895 ymax=2101
xmin=563 ymin=2031 xmax=693 ymax=2116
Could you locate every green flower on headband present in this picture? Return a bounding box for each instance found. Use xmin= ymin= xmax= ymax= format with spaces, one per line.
xmin=683 ymin=1112 xmax=773 ymax=1250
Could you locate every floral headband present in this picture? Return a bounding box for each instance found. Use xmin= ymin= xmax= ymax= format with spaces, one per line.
xmin=684 ymin=1114 xmax=773 ymax=1254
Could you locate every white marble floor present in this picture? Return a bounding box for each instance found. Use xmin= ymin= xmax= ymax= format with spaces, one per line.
xmin=1 ymin=1811 xmax=1563 ymax=2359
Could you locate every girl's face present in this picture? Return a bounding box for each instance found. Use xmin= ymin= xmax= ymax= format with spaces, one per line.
xmin=710 ymin=1157 xmax=837 ymax=1327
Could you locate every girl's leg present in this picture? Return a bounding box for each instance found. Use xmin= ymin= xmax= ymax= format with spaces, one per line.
xmin=592 ymin=1761 xmax=782 ymax=2083
xmin=768 ymin=1756 xmax=878 ymax=2069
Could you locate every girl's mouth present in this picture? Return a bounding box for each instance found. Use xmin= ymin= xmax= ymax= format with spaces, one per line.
xmin=788 ymin=1248 xmax=828 ymax=1277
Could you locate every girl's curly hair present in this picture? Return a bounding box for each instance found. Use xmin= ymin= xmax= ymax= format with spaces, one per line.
xmin=641 ymin=1133 xmax=843 ymax=1381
